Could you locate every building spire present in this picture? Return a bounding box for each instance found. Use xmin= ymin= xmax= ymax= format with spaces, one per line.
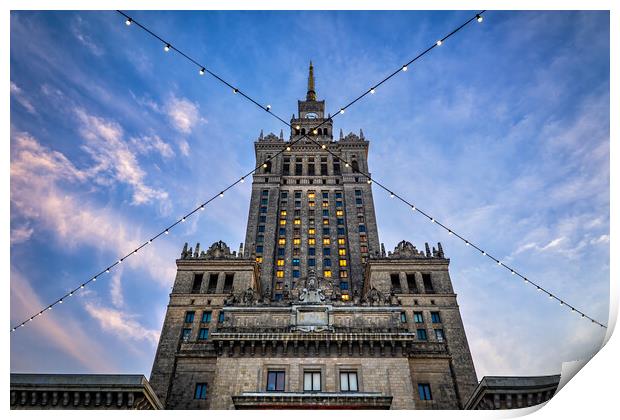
xmin=306 ymin=60 xmax=316 ymax=101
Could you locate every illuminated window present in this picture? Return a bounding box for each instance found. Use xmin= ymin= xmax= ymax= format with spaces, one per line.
xmin=277 ymin=259 xmax=285 ymax=266
xmin=324 ymin=270 xmax=332 ymax=278
xmin=360 ymin=245 xmax=368 ymax=253
xmin=276 ymin=270 xmax=284 ymax=278
xmin=308 ymin=228 xmax=316 ymax=235
xmin=293 ymin=238 xmax=301 ymax=245
xmin=338 ymin=238 xmax=346 ymax=245
xmin=280 ymin=210 xmax=287 ymax=217
xmin=280 ymin=219 xmax=286 ymax=226
xmin=292 ymin=258 xmax=300 ymax=266
xmin=323 ymin=219 xmax=329 ymax=225
xmin=275 ymin=282 xmax=283 ymax=290
xmin=336 ymin=210 xmax=344 ymax=217
xmin=339 ymin=259 xmax=347 ymax=267
xmin=308 ymin=238 xmax=316 ymax=245
xmin=256 ymin=257 xmax=263 ymax=263
xmin=294 ymin=219 xmax=301 ymax=225
xmin=341 ymin=294 xmax=350 ymax=301
xmin=308 ymin=192 xmax=315 ymax=199
xmin=322 ymin=201 xmax=329 ymax=208
xmin=323 ymin=238 xmax=331 ymax=245
xmin=309 ymin=201 xmax=315 ymax=207
xmin=293 ymin=248 xmax=300 ymax=256
xmin=338 ymin=248 xmax=346 ymax=256
xmin=278 ymin=238 xmax=286 ymax=245
xmin=339 ymin=270 xmax=348 ymax=278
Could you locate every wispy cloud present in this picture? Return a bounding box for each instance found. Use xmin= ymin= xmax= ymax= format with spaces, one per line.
xmin=130 ymin=134 xmax=175 ymax=159
xmin=10 ymin=224 xmax=34 ymax=245
xmin=70 ymin=16 xmax=104 ymax=56
xmin=165 ymin=95 xmax=205 ymax=134
xmin=83 ymin=302 xmax=160 ymax=346
xmin=10 ymin=81 xmax=36 ymax=114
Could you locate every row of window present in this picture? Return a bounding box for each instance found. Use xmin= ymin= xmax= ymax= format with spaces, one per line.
xmin=191 ymin=273 xmax=234 ymax=294
xmin=391 ymin=272 xmax=435 ymax=294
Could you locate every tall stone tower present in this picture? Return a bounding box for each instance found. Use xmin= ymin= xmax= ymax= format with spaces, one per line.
xmin=244 ymin=61 xmax=380 ymax=299
xmin=149 ymin=63 xmax=478 ymax=410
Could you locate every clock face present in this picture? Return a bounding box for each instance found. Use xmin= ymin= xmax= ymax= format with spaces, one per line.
xmin=306 ymin=112 xmax=318 ymax=119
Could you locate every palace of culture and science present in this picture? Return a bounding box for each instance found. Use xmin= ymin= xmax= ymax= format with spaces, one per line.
xmin=147 ymin=62 xmax=478 ymax=409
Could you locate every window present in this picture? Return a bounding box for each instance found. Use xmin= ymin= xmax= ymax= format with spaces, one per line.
xmin=390 ymin=273 xmax=401 ymax=291
xmin=337 ymin=227 xmax=345 ymax=235
xmin=308 ymin=228 xmax=315 ymax=235
xmin=293 ymin=248 xmax=300 ymax=256
xmin=323 ymin=227 xmax=330 ymax=235
xmin=360 ymin=245 xmax=368 ymax=253
xmin=324 ymin=258 xmax=331 ymax=267
xmin=338 ymin=248 xmax=346 ymax=256
xmin=294 ymin=218 xmax=301 ymax=225
xmin=309 ymin=201 xmax=315 ymax=207
xmin=406 ymin=273 xmax=418 ymax=293
xmin=422 ymin=273 xmax=435 ymax=293
xmin=275 ymin=282 xmax=283 ymax=290
xmin=340 ymin=372 xmax=358 ymax=392
xmin=259 ymin=215 xmax=267 ymax=223
xmin=281 ymin=191 xmax=288 ymax=199
xmin=355 ymin=198 xmax=363 ymax=205
xmin=337 ymin=218 xmax=344 ymax=225
xmin=324 ymin=270 xmax=332 ymax=278
xmin=279 ymin=228 xmax=286 ymax=235
xmin=323 ymin=238 xmax=331 ymax=245
xmin=338 ymin=238 xmax=346 ymax=245
xmin=304 ymin=371 xmax=321 ymax=392
xmin=295 ymin=191 xmax=302 ymax=198
xmin=258 ymin=225 xmax=265 ymax=232
xmin=185 ymin=311 xmax=195 ymax=323
xmin=261 ymin=198 xmax=268 ymax=205
xmin=218 ymin=312 xmax=225 ymax=322
xmin=339 ymin=259 xmax=347 ymax=267
xmin=223 ymin=273 xmax=234 ymax=293
xmin=323 ymin=247 xmax=331 ymax=256
xmin=295 ymin=200 xmax=301 ymax=208
xmin=309 ymin=238 xmax=316 ymax=245
xmin=278 ymin=248 xmax=285 ymax=256
xmin=336 ymin=210 xmax=344 ymax=217
xmin=256 ymin=235 xmax=264 ymax=243
xmin=339 ymin=270 xmax=348 ymax=278
xmin=308 ymin=258 xmax=316 ymax=266
xmin=280 ymin=210 xmax=287 ymax=217
xmin=431 ymin=312 xmax=442 ymax=323
xmin=323 ymin=218 xmax=329 ymax=225
xmin=293 ymin=270 xmax=300 ymax=278
xmin=207 ymin=274 xmax=218 ymax=293
xmin=309 ymin=247 xmax=316 ymax=256
xmin=308 ymin=192 xmax=316 ymax=199
xmin=414 ymin=312 xmax=424 ymax=323
xmin=198 ymin=328 xmax=209 ymax=340
xmin=277 ymin=259 xmax=285 ymax=266
xmin=256 ymin=245 xmax=263 ymax=253
xmin=195 ymin=383 xmax=208 ymax=400
xmin=267 ymin=371 xmax=285 ymax=391
xmin=322 ymin=201 xmax=329 ymax=208
xmin=192 ymin=273 xmax=203 ymax=293
xmin=276 ymin=270 xmax=284 ymax=278
xmin=322 ymin=209 xmax=329 ymax=217
xmin=335 ymin=201 xmax=343 ymax=207
xmin=280 ymin=219 xmax=286 ymax=226
xmin=292 ymin=258 xmax=300 ymax=266
xmin=278 ymin=238 xmax=286 ymax=245
xmin=275 ymin=293 xmax=283 ymax=301
xmin=417 ymin=329 xmax=428 ymax=340
xmin=201 ymin=311 xmax=212 ymax=323
xmin=435 ymin=329 xmax=445 ymax=342
xmin=418 ymin=383 xmax=432 ymax=401
xmin=340 ymin=281 xmax=349 ymax=290
xmin=359 ymin=225 xmax=366 ymax=233
xmin=400 ymin=312 xmax=407 ymax=323
xmin=351 ymin=160 xmax=360 ymax=173
xmin=293 ymin=238 xmax=301 ymax=245
xmin=182 ymin=328 xmax=192 ymax=340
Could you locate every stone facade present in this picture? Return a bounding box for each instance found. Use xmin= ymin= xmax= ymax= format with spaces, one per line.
xmin=10 ymin=374 xmax=162 ymax=410
xmin=149 ymin=63 xmax=478 ymax=409
xmin=464 ymin=375 xmax=561 ymax=410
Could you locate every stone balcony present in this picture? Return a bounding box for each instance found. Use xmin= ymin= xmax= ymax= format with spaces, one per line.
xmin=232 ymin=391 xmax=392 ymax=409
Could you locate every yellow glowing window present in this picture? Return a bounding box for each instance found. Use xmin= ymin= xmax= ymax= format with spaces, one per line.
xmin=324 ymin=270 xmax=332 ymax=278
xmin=309 ymin=238 xmax=316 ymax=245
xmin=276 ymin=270 xmax=284 ymax=278
xmin=323 ymin=238 xmax=331 ymax=245
xmin=340 ymin=270 xmax=348 ymax=278
xmin=294 ymin=219 xmax=301 ymax=225
xmin=338 ymin=249 xmax=346 ymax=256
xmin=309 ymin=201 xmax=315 ymax=207
xmin=277 ymin=259 xmax=285 ymax=266
xmin=278 ymin=238 xmax=286 ymax=245
xmin=339 ymin=259 xmax=347 ymax=267
xmin=255 ymin=257 xmax=263 ymax=263
xmin=338 ymin=238 xmax=346 ymax=245
xmin=322 ymin=201 xmax=329 ymax=208
xmin=308 ymin=228 xmax=315 ymax=235
xmin=336 ymin=210 xmax=344 ymax=216
xmin=293 ymin=238 xmax=301 ymax=245
xmin=323 ymin=219 xmax=329 ymax=225
xmin=280 ymin=219 xmax=286 ymax=226
xmin=341 ymin=294 xmax=350 ymax=301
xmin=280 ymin=210 xmax=287 ymax=217
xmin=308 ymin=192 xmax=315 ymax=199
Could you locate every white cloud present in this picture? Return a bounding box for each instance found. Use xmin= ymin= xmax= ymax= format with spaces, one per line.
xmin=70 ymin=16 xmax=104 ymax=56
xmin=178 ymin=139 xmax=190 ymax=156
xmin=130 ymin=134 xmax=175 ymax=159
xmin=83 ymin=302 xmax=159 ymax=346
xmin=110 ymin=271 xmax=124 ymax=308
xmin=165 ymin=96 xmax=204 ymax=134
xmin=10 ymin=81 xmax=36 ymax=114
xmin=10 ymin=225 xmax=34 ymax=245
xmin=74 ymin=108 xmax=169 ymax=205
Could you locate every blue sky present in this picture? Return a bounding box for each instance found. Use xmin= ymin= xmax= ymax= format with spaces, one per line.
xmin=10 ymin=10 xmax=609 ymax=379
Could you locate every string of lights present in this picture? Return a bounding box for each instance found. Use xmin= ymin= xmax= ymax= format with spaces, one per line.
xmin=12 ymin=10 xmax=604 ymax=332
